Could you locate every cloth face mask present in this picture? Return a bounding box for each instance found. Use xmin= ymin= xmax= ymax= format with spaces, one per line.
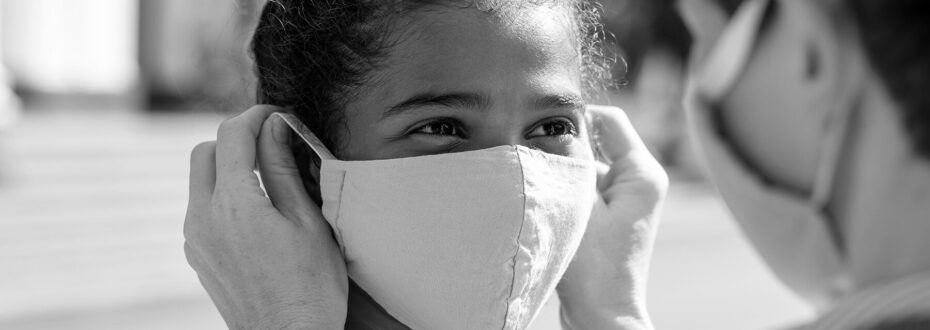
xmin=684 ymin=0 xmax=865 ymax=308
xmin=275 ymin=113 xmax=598 ymax=329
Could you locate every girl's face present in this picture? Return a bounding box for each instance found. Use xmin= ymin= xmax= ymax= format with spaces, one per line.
xmin=338 ymin=5 xmax=595 ymax=162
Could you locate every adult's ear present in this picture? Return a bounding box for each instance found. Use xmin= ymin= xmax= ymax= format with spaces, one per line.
xmin=792 ymin=0 xmax=855 ymax=126
xmin=805 ymin=0 xmax=869 ymax=126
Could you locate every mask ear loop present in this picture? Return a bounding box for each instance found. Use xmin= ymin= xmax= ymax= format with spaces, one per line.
xmin=795 ymin=11 xmax=870 ymax=279
xmin=808 ymin=30 xmax=868 ymax=209
xmin=272 ymin=112 xmax=338 ymax=162
xmin=272 ymin=112 xmax=337 ymax=206
xmin=806 ymin=33 xmax=868 ymax=265
xmin=809 ymin=83 xmax=860 ymax=207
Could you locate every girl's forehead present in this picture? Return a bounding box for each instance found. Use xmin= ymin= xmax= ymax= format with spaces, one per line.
xmin=380 ymin=5 xmax=580 ymax=79
xmin=405 ymin=2 xmax=576 ymax=34
xmin=351 ymin=4 xmax=584 ymax=116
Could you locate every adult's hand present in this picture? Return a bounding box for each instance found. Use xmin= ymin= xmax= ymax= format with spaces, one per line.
xmin=183 ymin=105 xmax=348 ymax=329
xmin=557 ymin=105 xmax=668 ymax=330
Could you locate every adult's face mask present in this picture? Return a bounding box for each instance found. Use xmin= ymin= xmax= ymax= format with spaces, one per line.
xmin=683 ymin=0 xmax=863 ymax=308
xmin=275 ymin=113 xmax=598 ymax=329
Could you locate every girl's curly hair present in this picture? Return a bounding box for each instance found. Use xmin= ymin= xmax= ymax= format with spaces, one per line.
xmin=251 ymin=0 xmax=614 ymax=153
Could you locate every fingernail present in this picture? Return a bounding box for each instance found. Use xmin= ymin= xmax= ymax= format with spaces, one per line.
xmin=272 ymin=115 xmax=289 ymax=144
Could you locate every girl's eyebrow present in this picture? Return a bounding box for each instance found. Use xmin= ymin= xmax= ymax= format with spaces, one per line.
xmin=380 ymin=91 xmax=585 ymax=121
xmin=534 ymin=94 xmax=585 ymax=112
xmin=382 ymin=92 xmax=491 ymax=120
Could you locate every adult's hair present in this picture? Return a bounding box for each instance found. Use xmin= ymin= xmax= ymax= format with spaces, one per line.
xmin=849 ymin=0 xmax=930 ymax=159
xmin=864 ymin=316 xmax=930 ymax=330
xmin=250 ymin=0 xmax=613 ymax=154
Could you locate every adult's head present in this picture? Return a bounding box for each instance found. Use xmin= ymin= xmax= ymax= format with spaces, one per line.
xmin=681 ymin=0 xmax=930 ymax=307
xmin=251 ymin=0 xmax=612 ymax=161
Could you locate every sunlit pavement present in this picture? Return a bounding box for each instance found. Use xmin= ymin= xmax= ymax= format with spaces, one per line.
xmin=0 ymin=107 xmax=812 ymax=330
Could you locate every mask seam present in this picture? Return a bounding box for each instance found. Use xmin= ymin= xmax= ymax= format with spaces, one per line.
xmin=501 ymin=147 xmax=529 ymax=329
xmin=331 ymin=170 xmax=348 ymax=256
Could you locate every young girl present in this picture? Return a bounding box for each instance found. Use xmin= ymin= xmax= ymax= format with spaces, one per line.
xmin=185 ymin=1 xmax=665 ymax=329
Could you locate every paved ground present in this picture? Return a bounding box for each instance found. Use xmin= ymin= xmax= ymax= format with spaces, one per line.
xmin=0 ymin=107 xmax=813 ymax=329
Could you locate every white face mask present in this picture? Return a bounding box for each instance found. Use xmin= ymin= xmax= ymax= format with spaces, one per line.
xmin=684 ymin=0 xmax=862 ymax=308
xmin=275 ymin=113 xmax=598 ymax=329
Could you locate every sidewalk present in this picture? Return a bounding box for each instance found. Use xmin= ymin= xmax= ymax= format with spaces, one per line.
xmin=0 ymin=107 xmax=811 ymax=329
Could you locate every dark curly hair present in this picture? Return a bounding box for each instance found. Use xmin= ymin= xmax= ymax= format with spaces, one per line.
xmin=849 ymin=0 xmax=930 ymax=159
xmin=250 ymin=0 xmax=613 ymax=154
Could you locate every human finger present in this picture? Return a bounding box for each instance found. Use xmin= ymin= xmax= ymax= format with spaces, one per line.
xmin=588 ymin=105 xmax=668 ymax=205
xmin=214 ymin=105 xmax=281 ymax=187
xmin=588 ymin=105 xmax=649 ymax=165
xmin=184 ymin=241 xmax=205 ymax=272
xmin=257 ymin=114 xmax=317 ymax=220
xmin=189 ymin=141 xmax=217 ymax=204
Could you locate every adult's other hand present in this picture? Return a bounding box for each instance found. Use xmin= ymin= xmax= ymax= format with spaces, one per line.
xmin=183 ymin=105 xmax=348 ymax=329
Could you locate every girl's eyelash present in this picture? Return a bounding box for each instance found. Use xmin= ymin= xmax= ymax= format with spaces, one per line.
xmin=408 ymin=118 xmax=467 ymax=138
xmin=404 ymin=117 xmax=577 ymax=140
xmin=528 ymin=117 xmax=579 ymax=138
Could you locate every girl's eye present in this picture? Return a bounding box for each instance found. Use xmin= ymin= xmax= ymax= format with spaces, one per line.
xmin=528 ymin=118 xmax=577 ymax=138
xmin=411 ymin=119 xmax=466 ymax=137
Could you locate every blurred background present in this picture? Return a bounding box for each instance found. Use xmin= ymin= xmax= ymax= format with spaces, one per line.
xmin=0 ymin=0 xmax=814 ymax=329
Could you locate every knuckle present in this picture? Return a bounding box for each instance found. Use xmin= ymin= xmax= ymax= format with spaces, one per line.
xmin=183 ymin=242 xmax=201 ymax=269
xmin=191 ymin=141 xmax=216 ymax=157
xmin=183 ymin=207 xmax=203 ymax=242
xmin=183 ymin=241 xmax=193 ymax=259
xmin=182 ymin=214 xmax=196 ymax=241
xmin=628 ymin=157 xmax=670 ymax=203
xmin=650 ymin=163 xmax=670 ymax=192
xmin=190 ymin=141 xmax=216 ymax=165
xmin=216 ymin=117 xmax=241 ymax=139
xmin=643 ymin=163 xmax=670 ymax=199
xmin=184 ymin=192 xmax=219 ymax=242
xmin=635 ymin=178 xmax=667 ymax=205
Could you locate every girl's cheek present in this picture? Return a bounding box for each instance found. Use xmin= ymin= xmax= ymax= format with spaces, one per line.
xmin=534 ymin=135 xmax=594 ymax=160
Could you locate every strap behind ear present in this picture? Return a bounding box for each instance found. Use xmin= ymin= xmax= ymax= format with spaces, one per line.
xmin=272 ymin=112 xmax=337 ymax=161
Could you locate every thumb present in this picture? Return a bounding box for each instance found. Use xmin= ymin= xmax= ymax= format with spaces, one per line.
xmin=257 ymin=113 xmax=319 ymax=222
xmin=589 ymin=105 xmax=648 ymax=165
xmin=589 ymin=105 xmax=666 ymax=207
